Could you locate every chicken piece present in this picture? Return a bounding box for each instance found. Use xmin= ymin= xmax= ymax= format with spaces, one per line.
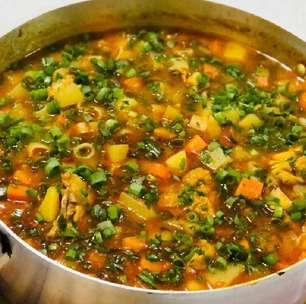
xmin=295 ymin=156 xmax=306 ymax=175
xmin=270 ymin=148 xmax=304 ymax=185
xmin=62 ymin=172 xmax=94 ymax=205
xmin=186 ymin=253 xmax=206 ymax=272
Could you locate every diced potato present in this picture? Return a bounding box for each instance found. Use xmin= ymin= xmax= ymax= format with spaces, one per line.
xmin=55 ymin=80 xmax=84 ymax=108
xmin=38 ymin=186 xmax=60 ymax=222
xmin=166 ymin=150 xmax=187 ymax=172
xmin=205 ymin=147 xmax=232 ymax=171
xmin=8 ymin=83 xmax=28 ymax=100
xmin=106 ymin=144 xmax=129 ymax=162
xmin=223 ymin=42 xmax=247 ymax=62
xmin=189 ymin=111 xmax=221 ymax=139
xmin=231 ymin=146 xmax=251 ymax=161
xmin=186 ymin=72 xmax=201 ymax=86
xmin=270 ymin=187 xmax=292 ymax=209
xmin=239 ymin=114 xmax=263 ymax=130
xmin=118 ymin=192 xmax=156 ymax=223
xmin=206 ymin=264 xmax=244 ymax=288
xmin=185 ymin=279 xmax=205 ymax=291
xmin=207 ymin=114 xmax=221 ymax=139
xmin=116 ymin=97 xmax=138 ymax=111
xmin=223 ymin=108 xmax=240 ymax=124
xmin=163 ymin=105 xmax=182 ymax=121
xmin=189 ymin=114 xmax=207 ymax=131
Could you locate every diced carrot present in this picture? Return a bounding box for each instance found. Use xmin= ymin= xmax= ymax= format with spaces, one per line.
xmin=122 ymin=236 xmax=147 ymax=252
xmin=139 ymin=255 xmax=170 ymax=273
xmin=299 ymin=251 xmax=306 ymax=260
xmin=274 ymin=261 xmax=289 ymax=271
xmin=87 ymin=250 xmax=106 ymax=270
xmin=7 ymin=184 xmax=31 ymax=202
xmin=123 ymin=77 xmax=144 ymax=93
xmin=151 ymin=105 xmax=165 ymax=122
xmin=235 ymin=178 xmax=263 ymax=200
xmin=185 ymin=135 xmax=207 ymax=154
xmin=13 ymin=166 xmax=42 ymax=186
xmin=255 ymin=67 xmax=270 ymax=88
xmin=239 ymin=239 xmax=250 ymax=250
xmin=215 ymin=226 xmax=234 ymax=238
xmin=76 ymin=214 xmax=90 ymax=233
xmin=299 ymin=91 xmax=306 ymax=111
xmin=56 ymin=114 xmax=67 ymax=125
xmin=202 ymin=64 xmax=219 ymax=79
xmin=219 ymin=127 xmax=234 ymax=148
xmin=142 ymin=161 xmax=171 ymax=180
xmin=153 ymin=128 xmax=176 ymax=141
xmin=256 ymin=75 xmax=269 ymax=88
xmin=209 ymin=39 xmax=223 ymax=57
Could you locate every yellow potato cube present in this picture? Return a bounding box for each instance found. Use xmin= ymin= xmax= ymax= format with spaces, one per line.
xmin=239 ymin=114 xmax=263 ymax=130
xmin=189 ymin=114 xmax=207 ymax=131
xmin=118 ymin=192 xmax=156 ymax=223
xmin=106 ymin=144 xmax=129 ymax=162
xmin=207 ymin=114 xmax=221 ymax=139
xmin=270 ymin=187 xmax=292 ymax=209
xmin=223 ymin=108 xmax=240 ymax=124
xmin=38 ymin=186 xmax=60 ymax=222
xmin=163 ymin=105 xmax=182 ymax=121
xmin=223 ymin=42 xmax=247 ymax=62
xmin=55 ymin=81 xmax=84 ymax=108
xmin=166 ymin=150 xmax=187 ymax=172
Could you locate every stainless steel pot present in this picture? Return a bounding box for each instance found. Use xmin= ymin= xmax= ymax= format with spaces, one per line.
xmin=0 ymin=1 xmax=305 ymax=303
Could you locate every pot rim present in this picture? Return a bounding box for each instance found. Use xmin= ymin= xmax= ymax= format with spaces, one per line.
xmin=0 ymin=0 xmax=305 ymax=295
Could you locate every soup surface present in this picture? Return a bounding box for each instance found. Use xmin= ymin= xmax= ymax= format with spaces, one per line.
xmin=0 ymin=29 xmax=305 ymax=290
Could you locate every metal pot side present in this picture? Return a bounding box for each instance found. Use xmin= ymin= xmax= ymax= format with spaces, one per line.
xmin=0 ymin=1 xmax=305 ymax=303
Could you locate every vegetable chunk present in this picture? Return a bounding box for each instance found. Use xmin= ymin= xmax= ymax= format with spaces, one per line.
xmin=38 ymin=186 xmax=60 ymax=222
xmin=235 ymin=178 xmax=263 ymax=200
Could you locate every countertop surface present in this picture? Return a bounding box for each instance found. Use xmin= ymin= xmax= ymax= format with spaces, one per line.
xmin=0 ymin=0 xmax=304 ymax=303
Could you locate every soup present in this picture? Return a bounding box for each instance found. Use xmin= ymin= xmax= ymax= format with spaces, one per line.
xmin=0 ymin=29 xmax=305 ymax=290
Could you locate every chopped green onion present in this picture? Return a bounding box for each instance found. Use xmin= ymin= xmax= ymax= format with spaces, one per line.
xmin=107 ymin=204 xmax=121 ymax=221
xmin=44 ymin=157 xmax=60 ymax=177
xmin=89 ymin=169 xmax=107 ymax=186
